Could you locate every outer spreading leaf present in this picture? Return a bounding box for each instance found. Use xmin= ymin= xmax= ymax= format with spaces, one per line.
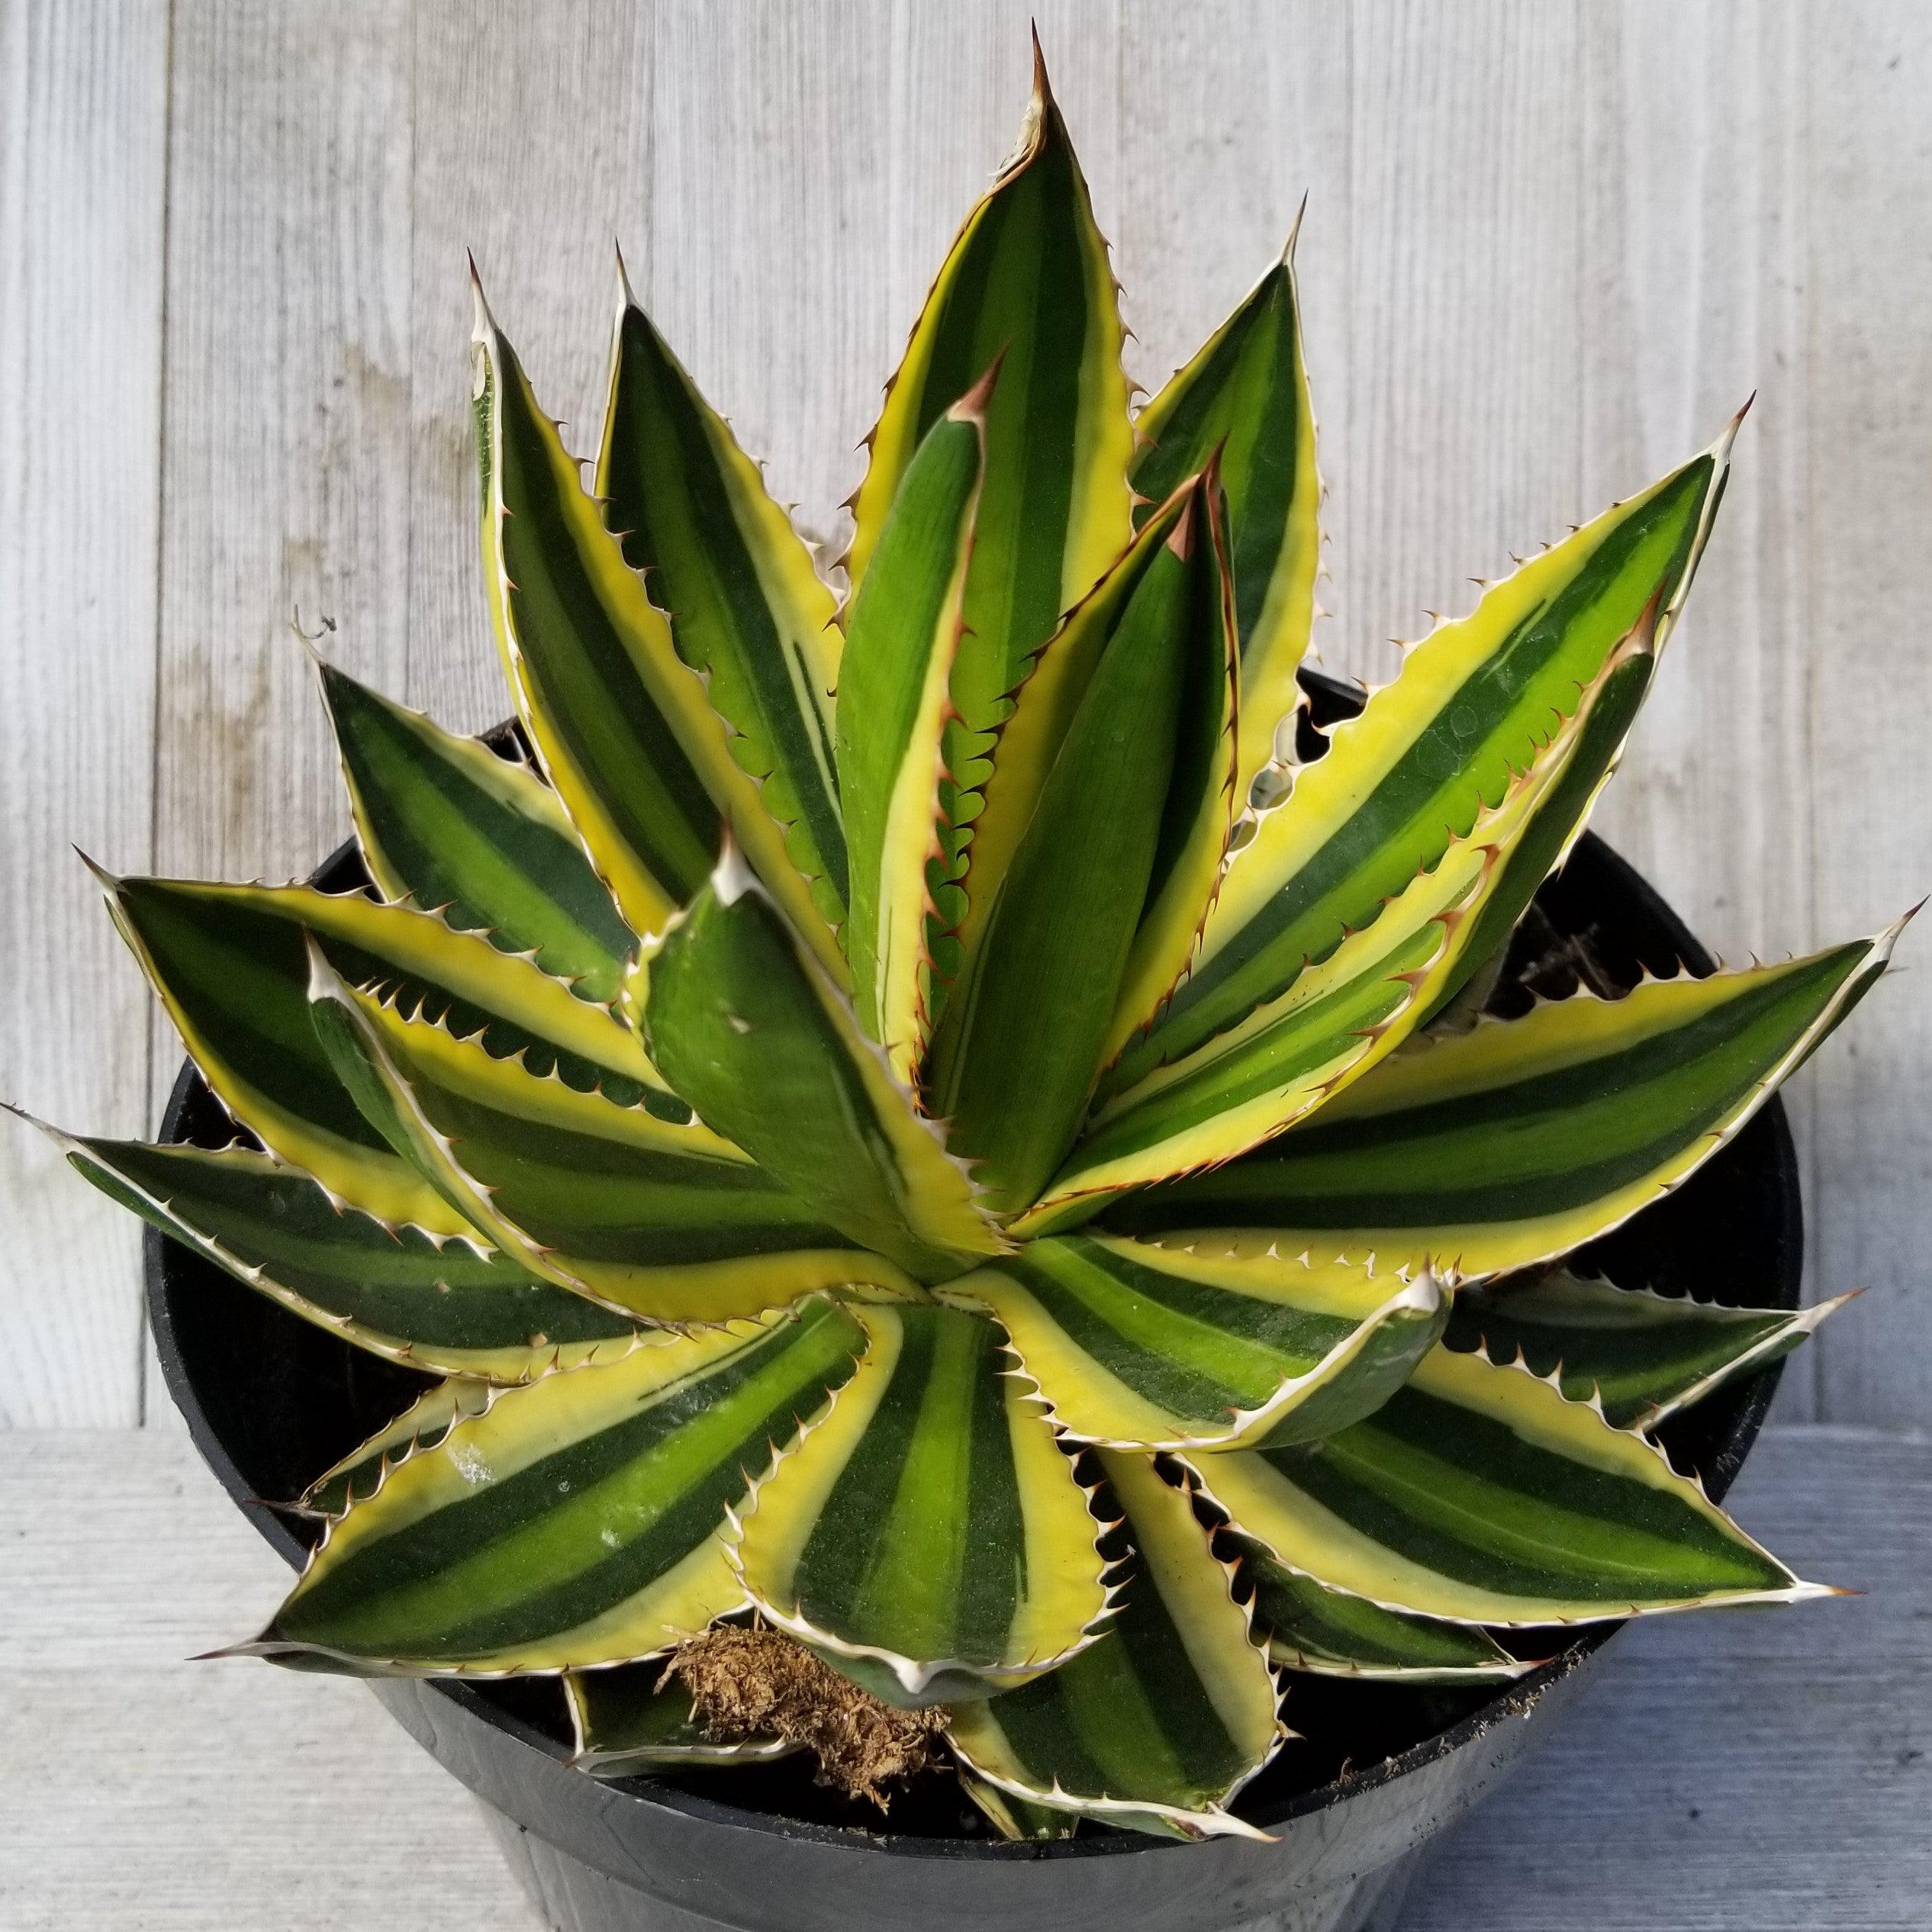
xmin=42 ymin=1125 xmax=641 ymax=1382
xmin=244 ymin=1296 xmax=866 ymax=1675
xmin=599 ymin=278 xmax=846 ymax=932
xmin=730 ymin=1301 xmax=1107 ymax=1706
xmin=1187 ymin=1344 xmax=1818 ymax=1627
xmin=926 ymin=478 xmax=1236 ymax=1216
xmin=1027 ymin=635 xmax=1646 ymax=1231
xmin=1107 ymin=429 xmax=1736 ymax=1104
xmin=305 ymin=951 xmax=914 ymax=1325
xmin=300 ymin=1381 xmax=495 ymax=1517
xmin=1448 ymin=1268 xmax=1853 ymax=1431
xmin=1245 ymin=1557 xmax=1531 ymax=1683
xmin=315 ymin=657 xmax=633 ymax=1004
xmin=945 ymin=1451 xmax=1281 ymax=1842
xmin=1109 ymin=926 xmax=1901 ymax=1276
xmin=1132 ymin=221 xmax=1319 ymax=805
xmin=942 ymin=1237 xmax=1446 ymax=1452
xmin=836 ymin=376 xmax=987 ymax=1081
xmin=846 ymin=43 xmax=1132 ymax=967
xmin=470 ymin=280 xmax=842 ymax=987
xmin=567 ymin=1663 xmax=795 ymax=1775
xmin=643 ymin=852 xmax=1005 ymax=1283
xmin=97 ymin=872 xmax=667 ymax=1236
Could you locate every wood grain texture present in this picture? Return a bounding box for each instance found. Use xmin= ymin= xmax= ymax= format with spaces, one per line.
xmin=2 ymin=0 xmax=1930 ymax=1432
xmin=0 ymin=0 xmax=169 ymax=1425
xmin=1 ymin=1425 xmax=1920 ymax=1927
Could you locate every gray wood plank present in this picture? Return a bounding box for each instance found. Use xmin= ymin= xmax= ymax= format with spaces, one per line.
xmin=0 ymin=0 xmax=169 ymax=1425
xmin=1798 ymin=4 xmax=1932 ymax=1432
xmin=403 ymin=0 xmax=651 ymax=735
xmin=2 ymin=1425 xmax=1918 ymax=1927
xmin=1574 ymin=2 xmax=1827 ymax=1413
xmin=0 ymin=1428 xmax=528 ymax=1930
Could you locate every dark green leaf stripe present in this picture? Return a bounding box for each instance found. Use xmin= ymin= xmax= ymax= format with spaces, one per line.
xmin=1187 ymin=1345 xmax=1814 ymax=1626
xmin=733 ymin=1302 xmax=1107 ymax=1705
xmin=1107 ymin=929 xmax=1900 ymax=1277
xmin=48 ymin=1128 xmax=640 ymax=1382
xmin=836 ymin=382 xmax=986 ymax=1082
xmin=472 ymin=285 xmax=842 ymax=987
xmin=301 ymin=1382 xmax=494 ymax=1517
xmin=1447 ymin=1269 xmax=1851 ymax=1431
xmin=644 ymin=855 xmax=1004 ymax=1283
xmin=250 ymin=1297 xmax=867 ymax=1674
xmin=567 ymin=1662 xmax=796 ymax=1774
xmin=306 ymin=955 xmax=919 ymax=1325
xmin=1242 ymin=1550 xmax=1531 ymax=1682
xmin=945 ymin=1450 xmax=1280 ymax=1840
xmin=98 ymin=873 xmax=671 ymax=1236
xmin=1108 ymin=437 xmax=1734 ymax=1101
xmin=316 ymin=657 xmax=633 ymax=1003
xmin=599 ymin=286 xmax=847 ymax=926
xmin=1132 ymin=225 xmax=1319 ymax=803
xmin=945 ymin=1235 xmax=1445 ymax=1451
xmin=846 ymin=48 xmax=1132 ymax=984
xmin=926 ymin=480 xmax=1231 ymax=1215
xmin=1413 ymin=613 xmax=1658 ymax=1029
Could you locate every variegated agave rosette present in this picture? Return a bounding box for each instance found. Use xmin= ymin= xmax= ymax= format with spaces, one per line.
xmin=29 ymin=45 xmax=1907 ymax=1843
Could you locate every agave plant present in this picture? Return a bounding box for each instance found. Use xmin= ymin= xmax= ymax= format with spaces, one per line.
xmin=27 ymin=45 xmax=1905 ymax=1843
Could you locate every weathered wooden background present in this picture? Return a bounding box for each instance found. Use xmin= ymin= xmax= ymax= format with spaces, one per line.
xmin=4 ymin=3 xmax=1929 ymax=1927
xmin=11 ymin=0 xmax=1929 ymax=1431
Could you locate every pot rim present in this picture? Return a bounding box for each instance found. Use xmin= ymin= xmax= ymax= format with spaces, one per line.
xmin=143 ymin=691 xmax=1797 ymax=1860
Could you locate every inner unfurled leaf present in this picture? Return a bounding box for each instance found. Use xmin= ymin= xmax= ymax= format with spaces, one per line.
xmin=845 ymin=46 xmax=1133 ymax=986
xmin=642 ymin=852 xmax=1006 ymax=1283
xmin=924 ymin=477 xmax=1235 ymax=1217
xmin=836 ymin=377 xmax=987 ymax=1083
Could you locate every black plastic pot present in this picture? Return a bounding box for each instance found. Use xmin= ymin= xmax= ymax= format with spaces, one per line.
xmin=146 ymin=691 xmax=1802 ymax=1932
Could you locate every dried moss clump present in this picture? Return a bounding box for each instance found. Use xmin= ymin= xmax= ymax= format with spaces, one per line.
xmin=665 ymin=1626 xmax=946 ymax=1807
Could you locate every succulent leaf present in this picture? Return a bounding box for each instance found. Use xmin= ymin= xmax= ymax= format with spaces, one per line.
xmin=1032 ymin=639 xmax=1639 ymax=1228
xmin=1109 ymin=434 xmax=1734 ymax=1103
xmin=1109 ymin=926 xmax=1901 ymax=1276
xmin=1186 ymin=1344 xmax=1819 ymax=1627
xmin=98 ymin=873 xmax=668 ymax=1236
xmin=245 ymin=1296 xmax=867 ymax=1675
xmin=300 ymin=1380 xmax=496 ymax=1517
xmin=925 ymin=474 xmax=1236 ymax=1216
xmin=471 ymin=286 xmax=844 ymax=987
xmin=847 ymin=43 xmax=1133 ymax=980
xmin=304 ymin=948 xmax=915 ymax=1325
xmin=314 ymin=657 xmax=634 ymax=1004
xmin=942 ymin=1238 xmax=1447 ymax=1453
xmin=945 ymin=1449 xmax=1282 ymax=1841
xmin=43 ymin=1125 xmax=642 ymax=1381
xmin=1447 ymin=1267 xmax=1855 ymax=1431
xmin=599 ymin=282 xmax=847 ymax=932
xmin=1132 ymin=221 xmax=1320 ymax=807
xmin=1243 ymin=1557 xmax=1531 ymax=1684
xmin=567 ymin=1662 xmax=796 ymax=1775
xmin=643 ymin=852 xmax=1006 ymax=1283
xmin=730 ymin=1301 xmax=1108 ymax=1707
xmin=836 ymin=375 xmax=988 ymax=1081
